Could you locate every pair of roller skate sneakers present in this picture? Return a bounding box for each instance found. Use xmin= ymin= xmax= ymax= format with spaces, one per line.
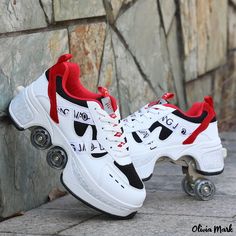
xmin=8 ymin=54 xmax=226 ymax=219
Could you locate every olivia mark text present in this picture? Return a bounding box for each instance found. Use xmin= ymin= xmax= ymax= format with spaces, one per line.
xmin=192 ymin=223 xmax=233 ymax=233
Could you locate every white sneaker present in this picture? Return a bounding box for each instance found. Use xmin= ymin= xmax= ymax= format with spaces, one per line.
xmin=122 ymin=93 xmax=226 ymax=201
xmin=9 ymin=54 xmax=145 ymax=218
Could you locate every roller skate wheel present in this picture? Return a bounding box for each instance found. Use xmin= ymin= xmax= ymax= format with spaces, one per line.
xmin=30 ymin=127 xmax=52 ymax=150
xmin=194 ymin=178 xmax=216 ymax=201
xmin=181 ymin=176 xmax=195 ymax=197
xmin=46 ymin=146 xmax=68 ymax=170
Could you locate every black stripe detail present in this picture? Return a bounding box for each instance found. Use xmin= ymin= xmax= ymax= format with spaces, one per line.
xmin=172 ymin=110 xmax=216 ymax=123
xmin=74 ymin=121 xmax=97 ymax=140
xmin=149 ymin=121 xmax=173 ymax=140
xmin=56 ymin=77 xmax=88 ymax=107
xmin=132 ymin=132 xmax=142 ymax=143
xmin=91 ymin=152 xmax=108 ymax=158
xmin=114 ymin=161 xmax=144 ymax=189
xmin=132 ymin=121 xmax=172 ymax=144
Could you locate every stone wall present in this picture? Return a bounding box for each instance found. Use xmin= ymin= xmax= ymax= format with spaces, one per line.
xmin=0 ymin=0 xmax=235 ymax=217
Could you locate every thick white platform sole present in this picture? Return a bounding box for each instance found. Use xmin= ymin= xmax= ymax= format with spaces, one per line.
xmin=8 ymin=86 xmax=140 ymax=218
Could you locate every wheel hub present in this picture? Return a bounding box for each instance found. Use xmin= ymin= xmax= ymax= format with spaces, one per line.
xmin=202 ymin=185 xmax=210 ymax=195
xmin=51 ymin=153 xmax=63 ymax=167
xmin=35 ymin=133 xmax=46 ymax=144
xmin=194 ymin=179 xmax=216 ymax=200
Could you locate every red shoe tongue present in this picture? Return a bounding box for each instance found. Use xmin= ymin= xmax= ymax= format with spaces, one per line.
xmin=148 ymin=93 xmax=175 ymax=107
xmin=98 ymin=87 xmax=117 ymax=117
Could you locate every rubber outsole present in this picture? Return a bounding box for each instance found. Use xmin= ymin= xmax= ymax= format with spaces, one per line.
xmin=60 ymin=173 xmax=137 ymax=220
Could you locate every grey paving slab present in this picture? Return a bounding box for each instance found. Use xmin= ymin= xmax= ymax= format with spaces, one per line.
xmin=0 ymin=208 xmax=99 ymax=235
xmin=141 ymin=191 xmax=236 ymax=218
xmin=149 ymin=162 xmax=183 ymax=176
xmin=40 ymin=194 xmax=98 ymax=214
xmin=220 ymin=132 xmax=236 ymax=141
xmin=0 ymin=234 xmax=52 ymax=236
xmin=59 ymin=213 xmax=235 ymax=236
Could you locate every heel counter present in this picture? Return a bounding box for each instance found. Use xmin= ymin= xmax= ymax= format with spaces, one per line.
xmin=205 ymin=121 xmax=220 ymax=141
xmin=31 ymin=72 xmax=49 ymax=97
xmin=9 ymin=88 xmax=34 ymax=128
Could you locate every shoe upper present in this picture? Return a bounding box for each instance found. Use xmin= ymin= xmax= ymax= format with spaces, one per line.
xmin=122 ymin=93 xmax=221 ymax=157
xmin=30 ymin=54 xmax=144 ymax=207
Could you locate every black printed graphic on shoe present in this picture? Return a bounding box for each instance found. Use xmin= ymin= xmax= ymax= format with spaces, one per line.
xmin=74 ymin=121 xmax=97 ymax=140
xmin=74 ymin=111 xmax=90 ymax=122
xmin=74 ymin=121 xmax=107 ymax=157
xmin=132 ymin=121 xmax=173 ymax=143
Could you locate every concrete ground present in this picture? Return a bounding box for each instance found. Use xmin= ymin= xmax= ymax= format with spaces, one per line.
xmin=0 ymin=133 xmax=235 ymax=236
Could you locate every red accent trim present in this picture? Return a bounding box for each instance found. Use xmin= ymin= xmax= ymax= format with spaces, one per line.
xmin=118 ymin=142 xmax=125 ymax=148
xmin=47 ymin=54 xmax=118 ymax=123
xmin=183 ymin=96 xmax=216 ymax=144
xmin=114 ymin=132 xmax=122 ymax=137
xmin=110 ymin=113 xmax=117 ymax=119
xmin=98 ymin=86 xmax=109 ymax=97
xmin=57 ymin=54 xmax=72 ymax=63
xmin=148 ymin=101 xmax=158 ymax=107
xmin=204 ymin=96 xmax=214 ymax=108
xmin=162 ymin=92 xmax=174 ymax=100
xmin=48 ymin=55 xmax=71 ymax=123
xmin=148 ymin=92 xmax=175 ymax=107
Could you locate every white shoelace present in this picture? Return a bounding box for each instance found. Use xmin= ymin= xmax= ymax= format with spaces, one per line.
xmin=123 ymin=104 xmax=167 ymax=128
xmin=96 ymin=109 xmax=129 ymax=158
